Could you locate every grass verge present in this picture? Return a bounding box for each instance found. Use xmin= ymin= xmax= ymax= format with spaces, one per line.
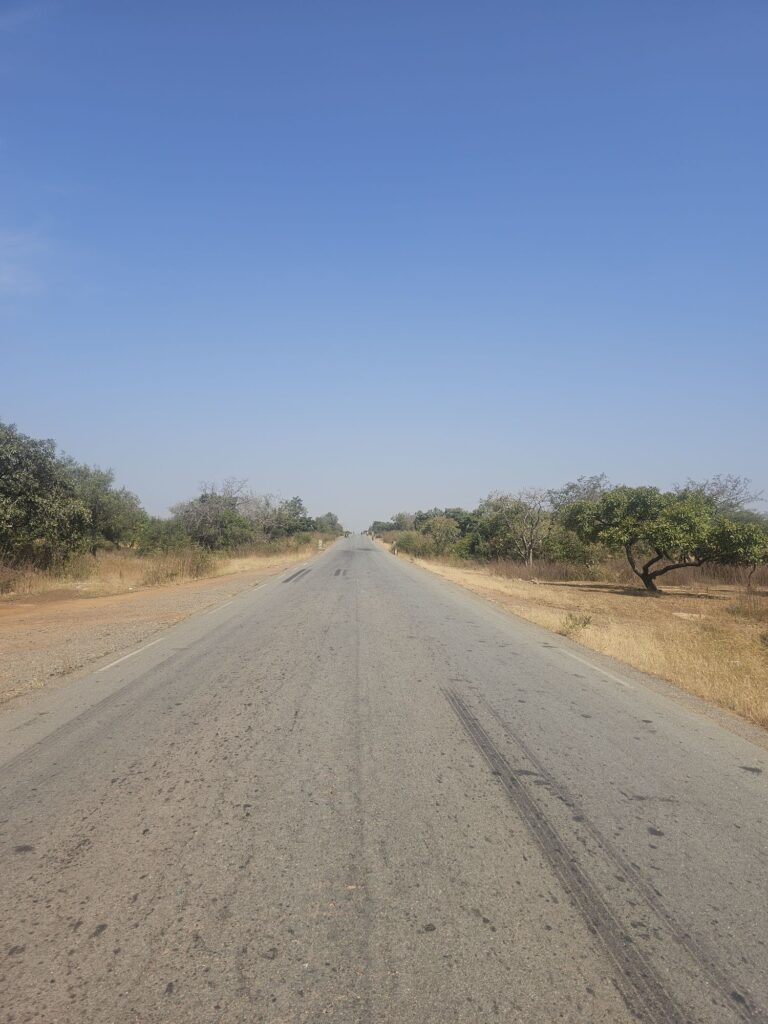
xmin=0 ymin=538 xmax=331 ymax=602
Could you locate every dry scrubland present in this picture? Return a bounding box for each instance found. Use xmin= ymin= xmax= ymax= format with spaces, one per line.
xmin=403 ymin=553 xmax=768 ymax=729
xmin=0 ymin=542 xmax=317 ymax=601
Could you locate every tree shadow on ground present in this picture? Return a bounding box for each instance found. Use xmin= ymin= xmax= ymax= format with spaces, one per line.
xmin=536 ymin=580 xmax=750 ymax=601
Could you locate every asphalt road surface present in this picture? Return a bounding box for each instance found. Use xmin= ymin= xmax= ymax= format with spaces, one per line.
xmin=1 ymin=536 xmax=767 ymax=1023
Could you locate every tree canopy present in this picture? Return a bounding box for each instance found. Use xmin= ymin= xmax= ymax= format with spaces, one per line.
xmin=0 ymin=422 xmax=92 ymax=567
xmin=371 ymin=474 xmax=767 ymax=592
xmin=1 ymin=421 xmax=343 ymax=566
xmin=560 ymin=485 xmax=767 ymax=592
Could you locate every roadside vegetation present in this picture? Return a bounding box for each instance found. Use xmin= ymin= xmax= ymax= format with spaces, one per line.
xmin=371 ymin=475 xmax=768 ymax=728
xmin=0 ymin=421 xmax=343 ymax=599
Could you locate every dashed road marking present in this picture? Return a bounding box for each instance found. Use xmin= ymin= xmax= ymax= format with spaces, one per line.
xmin=558 ymin=648 xmax=634 ymax=690
xmin=97 ymin=638 xmax=165 ymax=673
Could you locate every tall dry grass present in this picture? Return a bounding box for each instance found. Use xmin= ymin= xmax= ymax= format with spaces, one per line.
xmin=459 ymin=555 xmax=768 ymax=590
xmin=0 ymin=538 xmax=324 ymax=601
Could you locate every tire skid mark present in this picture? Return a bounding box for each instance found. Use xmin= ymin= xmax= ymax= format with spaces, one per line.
xmin=283 ymin=568 xmax=311 ymax=584
xmin=443 ymin=687 xmax=689 ymax=1024
xmin=478 ymin=695 xmax=763 ymax=1024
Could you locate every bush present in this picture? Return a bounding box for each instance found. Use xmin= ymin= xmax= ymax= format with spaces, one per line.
xmin=396 ymin=531 xmax=437 ymax=557
xmin=137 ymin=517 xmax=194 ymax=553
xmin=558 ymin=612 xmax=593 ymax=637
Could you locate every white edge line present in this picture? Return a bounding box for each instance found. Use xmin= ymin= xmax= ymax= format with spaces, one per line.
xmin=205 ymin=599 xmax=236 ymax=615
xmin=558 ymin=648 xmax=634 ymax=690
xmin=97 ymin=638 xmax=165 ymax=673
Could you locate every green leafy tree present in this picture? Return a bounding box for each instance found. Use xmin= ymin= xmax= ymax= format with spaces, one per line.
xmin=475 ymin=490 xmax=550 ymax=566
xmin=394 ymin=530 xmax=436 ymax=557
xmin=412 ymin=507 xmax=471 ymax=536
xmin=548 ymin=474 xmax=611 ymax=511
xmin=64 ymin=463 xmax=146 ymax=551
xmin=0 ymin=422 xmax=92 ymax=568
xmin=137 ymin=517 xmax=194 ymax=553
xmin=674 ymin=474 xmax=762 ymax=518
xmin=421 ymin=514 xmax=460 ymax=554
xmin=709 ymin=519 xmax=768 ymax=586
xmin=278 ymin=496 xmax=315 ymax=535
xmin=560 ymin=485 xmax=757 ymax=593
xmin=314 ymin=512 xmax=343 ymax=534
xmin=369 ymin=520 xmax=395 ymax=535
xmin=171 ymin=481 xmax=256 ymax=550
xmin=392 ymin=511 xmax=416 ymax=531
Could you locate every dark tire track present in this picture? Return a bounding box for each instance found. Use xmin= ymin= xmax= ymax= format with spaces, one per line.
xmin=444 ymin=687 xmax=689 ymax=1024
xmin=283 ymin=567 xmax=312 ymax=583
xmin=478 ymin=695 xmax=765 ymax=1024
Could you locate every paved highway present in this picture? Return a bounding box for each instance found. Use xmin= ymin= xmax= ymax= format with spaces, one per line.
xmin=1 ymin=536 xmax=766 ymax=1023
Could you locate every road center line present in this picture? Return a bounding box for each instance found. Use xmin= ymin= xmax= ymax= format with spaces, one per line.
xmin=557 ymin=648 xmax=634 ymax=690
xmin=96 ymin=638 xmax=165 ymax=673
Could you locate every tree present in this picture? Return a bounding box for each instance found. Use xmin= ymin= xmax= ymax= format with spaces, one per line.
xmin=477 ymin=489 xmax=550 ymax=566
xmin=239 ymin=492 xmax=283 ymax=539
xmin=170 ymin=480 xmax=255 ymax=550
xmin=675 ymin=474 xmax=762 ymax=517
xmin=392 ymin=511 xmax=416 ymax=531
xmin=413 ymin=508 xmax=446 ymax=531
xmin=412 ymin=507 xmax=473 ymax=536
xmin=0 ymin=422 xmax=91 ymax=567
xmin=549 ymin=474 xmax=611 ymax=511
xmin=137 ymin=516 xmax=194 ymax=553
xmin=276 ymin=496 xmax=315 ymax=535
xmin=710 ymin=519 xmax=768 ymax=586
xmin=560 ymin=485 xmax=757 ymax=593
xmin=369 ymin=520 xmax=395 ymax=535
xmin=314 ymin=512 xmax=343 ymax=534
xmin=421 ymin=515 xmax=460 ymax=554
xmin=64 ymin=463 xmax=146 ymax=551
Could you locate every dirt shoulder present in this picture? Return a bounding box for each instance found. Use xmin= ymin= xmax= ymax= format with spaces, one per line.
xmin=390 ymin=549 xmax=768 ymax=730
xmin=0 ymin=551 xmax=309 ymax=705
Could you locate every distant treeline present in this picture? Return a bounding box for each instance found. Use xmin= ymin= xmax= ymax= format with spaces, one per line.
xmin=0 ymin=421 xmax=343 ymax=569
xmin=371 ymin=475 xmax=768 ymax=592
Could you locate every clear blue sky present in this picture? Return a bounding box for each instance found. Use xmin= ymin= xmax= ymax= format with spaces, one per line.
xmin=2 ymin=1 xmax=766 ymax=529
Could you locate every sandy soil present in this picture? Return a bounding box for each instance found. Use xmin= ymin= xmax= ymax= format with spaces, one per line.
xmin=0 ymin=552 xmax=308 ymax=704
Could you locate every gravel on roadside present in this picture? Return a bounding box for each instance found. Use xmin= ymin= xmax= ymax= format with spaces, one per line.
xmin=0 ymin=558 xmax=302 ymax=705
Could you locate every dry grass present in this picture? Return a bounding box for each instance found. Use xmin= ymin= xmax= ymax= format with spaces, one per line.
xmin=408 ymin=556 xmax=768 ymax=730
xmin=0 ymin=543 xmax=319 ymax=602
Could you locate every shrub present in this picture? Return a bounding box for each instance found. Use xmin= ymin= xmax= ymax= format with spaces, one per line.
xmin=395 ymin=531 xmax=437 ymax=558
xmin=558 ymin=612 xmax=593 ymax=637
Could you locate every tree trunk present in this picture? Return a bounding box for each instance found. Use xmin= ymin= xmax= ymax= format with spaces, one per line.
xmin=639 ymin=570 xmax=660 ymax=594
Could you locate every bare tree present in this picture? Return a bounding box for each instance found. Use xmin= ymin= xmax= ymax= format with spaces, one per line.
xmin=392 ymin=511 xmax=416 ymax=531
xmin=238 ymin=492 xmax=282 ymax=539
xmin=674 ymin=474 xmax=762 ymax=516
xmin=548 ymin=474 xmax=611 ymax=511
xmin=480 ymin=489 xmax=551 ymax=566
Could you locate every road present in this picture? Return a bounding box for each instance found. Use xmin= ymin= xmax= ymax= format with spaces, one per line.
xmin=1 ymin=536 xmax=767 ymax=1023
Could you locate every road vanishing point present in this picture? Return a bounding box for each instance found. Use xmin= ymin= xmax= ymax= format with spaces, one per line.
xmin=1 ymin=536 xmax=767 ymax=1023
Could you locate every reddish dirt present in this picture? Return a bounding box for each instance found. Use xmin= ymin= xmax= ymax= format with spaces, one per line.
xmin=0 ymin=563 xmax=293 ymax=705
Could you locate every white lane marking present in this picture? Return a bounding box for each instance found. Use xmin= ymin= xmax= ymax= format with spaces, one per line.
xmin=205 ymin=599 xmax=236 ymax=615
xmin=97 ymin=638 xmax=165 ymax=673
xmin=558 ymin=648 xmax=634 ymax=690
